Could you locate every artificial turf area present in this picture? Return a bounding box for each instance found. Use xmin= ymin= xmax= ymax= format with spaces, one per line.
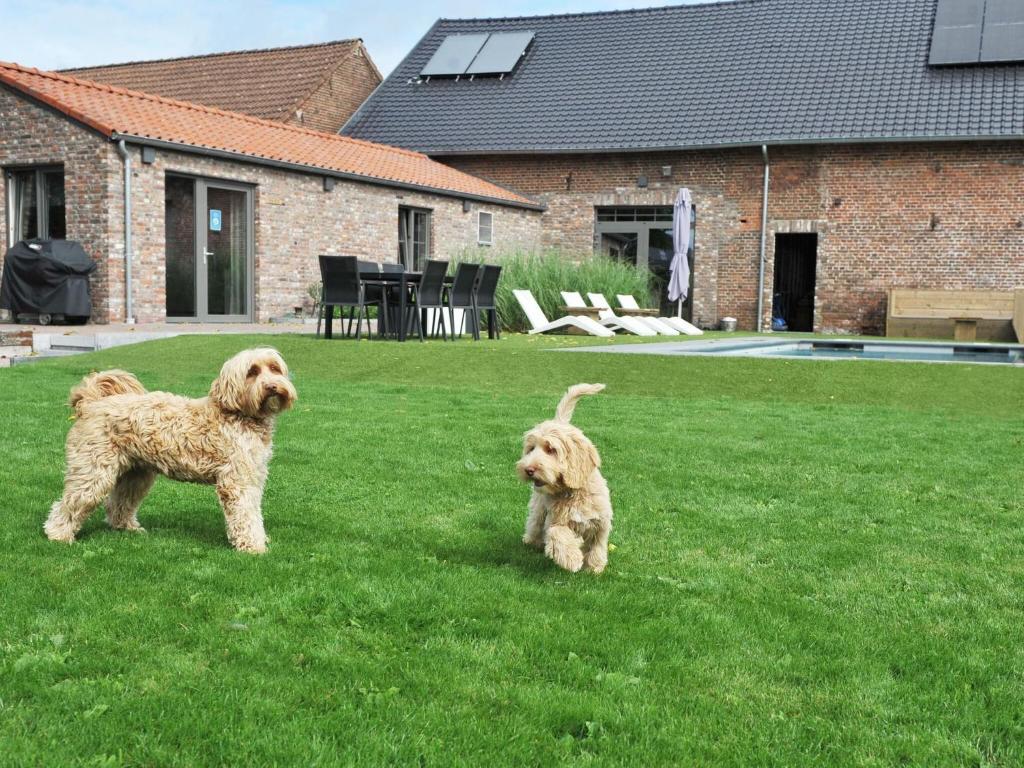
xmin=1 ymin=333 xmax=1021 ymax=766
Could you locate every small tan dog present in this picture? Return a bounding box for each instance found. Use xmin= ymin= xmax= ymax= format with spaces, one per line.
xmin=517 ymin=383 xmax=612 ymax=573
xmin=44 ymin=348 xmax=296 ymax=553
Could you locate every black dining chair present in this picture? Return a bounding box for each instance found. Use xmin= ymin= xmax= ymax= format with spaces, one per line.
xmin=473 ymin=264 xmax=503 ymax=340
xmin=445 ymin=262 xmax=482 ymax=341
xmin=317 ymin=255 xmax=381 ymax=340
xmin=378 ymin=262 xmax=408 ymax=339
xmin=359 ymin=260 xmax=401 ymax=338
xmin=412 ymin=259 xmax=449 ymax=341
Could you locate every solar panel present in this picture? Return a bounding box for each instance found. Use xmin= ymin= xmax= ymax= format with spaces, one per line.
xmin=421 ymin=34 xmax=489 ymax=76
xmin=465 ymin=31 xmax=535 ymax=75
xmin=980 ymin=0 xmax=1024 ymax=62
xmin=929 ymin=0 xmax=984 ymax=65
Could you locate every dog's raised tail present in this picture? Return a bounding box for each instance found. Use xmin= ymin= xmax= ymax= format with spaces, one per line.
xmin=554 ymin=383 xmax=606 ymax=423
xmin=69 ymin=370 xmax=146 ymax=416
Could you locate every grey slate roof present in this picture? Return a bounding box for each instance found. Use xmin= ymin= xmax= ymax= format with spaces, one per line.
xmin=342 ymin=0 xmax=1024 ymax=154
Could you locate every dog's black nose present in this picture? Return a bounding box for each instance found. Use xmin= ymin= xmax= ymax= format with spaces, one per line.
xmin=525 ymin=467 xmax=535 ymax=477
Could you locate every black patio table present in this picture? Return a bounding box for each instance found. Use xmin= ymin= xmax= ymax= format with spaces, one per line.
xmin=323 ymin=268 xmax=453 ymax=342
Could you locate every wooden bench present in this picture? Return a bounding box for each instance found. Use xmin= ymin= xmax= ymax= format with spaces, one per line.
xmin=886 ymin=289 xmax=1022 ymax=342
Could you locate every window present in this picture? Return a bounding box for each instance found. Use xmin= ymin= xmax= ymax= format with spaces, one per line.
xmin=398 ymin=207 xmax=431 ymax=270
xmin=595 ymin=206 xmax=673 ymax=223
xmin=477 ymin=211 xmax=493 ymax=245
xmin=5 ymin=167 xmax=66 ymax=246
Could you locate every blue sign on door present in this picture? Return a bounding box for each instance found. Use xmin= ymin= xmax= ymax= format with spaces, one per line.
xmin=209 ymin=209 xmax=222 ymax=232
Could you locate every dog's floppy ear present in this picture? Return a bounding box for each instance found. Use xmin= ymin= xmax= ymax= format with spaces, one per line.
xmin=561 ymin=430 xmax=601 ymax=489
xmin=209 ymin=373 xmax=240 ymax=413
xmin=209 ymin=356 xmax=247 ymax=413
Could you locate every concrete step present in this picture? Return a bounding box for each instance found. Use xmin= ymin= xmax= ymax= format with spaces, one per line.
xmin=43 ymin=334 xmax=98 ymax=352
xmin=49 ymin=342 xmax=98 ymax=352
xmin=0 ymin=344 xmax=35 ymax=367
xmin=33 ymin=331 xmax=178 ymax=354
xmin=9 ymin=349 xmax=83 ymax=365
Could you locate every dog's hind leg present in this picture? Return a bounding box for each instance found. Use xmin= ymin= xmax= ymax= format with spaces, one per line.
xmin=45 ymin=459 xmax=121 ymax=544
xmin=545 ymin=524 xmax=585 ymax=573
xmin=106 ymin=468 xmax=156 ymax=532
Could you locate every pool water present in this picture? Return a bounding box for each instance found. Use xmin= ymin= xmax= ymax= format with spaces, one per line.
xmin=756 ymin=340 xmax=1023 ymax=364
xmin=569 ymin=338 xmax=1024 ymax=365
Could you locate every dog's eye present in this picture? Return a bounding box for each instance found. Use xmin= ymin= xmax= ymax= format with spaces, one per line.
xmin=268 ymin=363 xmax=282 ymax=374
xmin=247 ymin=365 xmax=261 ymax=378
xmin=544 ymin=444 xmax=557 ymax=455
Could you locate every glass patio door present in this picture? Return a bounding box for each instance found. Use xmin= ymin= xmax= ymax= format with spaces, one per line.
xmin=595 ymin=206 xmax=695 ymax=318
xmin=165 ymin=176 xmax=253 ymax=322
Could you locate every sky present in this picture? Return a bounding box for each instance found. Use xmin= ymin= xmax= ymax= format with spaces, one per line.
xmin=0 ymin=0 xmax=715 ymax=78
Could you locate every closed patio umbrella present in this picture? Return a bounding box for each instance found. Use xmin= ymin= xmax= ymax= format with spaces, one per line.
xmin=668 ymin=187 xmax=692 ymax=317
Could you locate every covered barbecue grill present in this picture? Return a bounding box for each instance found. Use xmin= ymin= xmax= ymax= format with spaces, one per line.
xmin=0 ymin=239 xmax=95 ymax=324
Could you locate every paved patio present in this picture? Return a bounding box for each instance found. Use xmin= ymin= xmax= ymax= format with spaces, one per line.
xmin=0 ymin=320 xmax=318 ymax=366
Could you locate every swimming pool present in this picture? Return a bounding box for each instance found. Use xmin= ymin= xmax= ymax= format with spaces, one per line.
xmin=568 ymin=337 xmax=1024 ymax=365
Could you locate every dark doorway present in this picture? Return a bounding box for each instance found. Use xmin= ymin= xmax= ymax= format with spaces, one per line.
xmin=772 ymin=233 xmax=817 ymax=332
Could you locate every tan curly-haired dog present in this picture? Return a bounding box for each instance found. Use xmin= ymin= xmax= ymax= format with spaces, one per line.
xmin=44 ymin=348 xmax=296 ymax=553
xmin=516 ymin=383 xmax=611 ymax=573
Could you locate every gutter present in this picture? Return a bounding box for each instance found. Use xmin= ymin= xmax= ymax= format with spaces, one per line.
xmin=112 ymin=133 xmax=545 ymax=212
xmin=114 ymin=139 xmax=135 ymax=324
xmin=756 ymin=144 xmax=769 ymax=334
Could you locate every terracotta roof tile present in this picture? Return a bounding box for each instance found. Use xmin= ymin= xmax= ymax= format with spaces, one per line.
xmin=63 ymin=41 xmax=378 ymax=124
xmin=0 ymin=62 xmax=539 ymax=208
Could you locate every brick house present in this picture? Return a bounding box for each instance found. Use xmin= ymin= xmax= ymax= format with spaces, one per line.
xmin=343 ymin=0 xmax=1024 ymax=334
xmin=0 ymin=62 xmax=541 ymax=323
xmin=65 ymin=40 xmax=382 ymax=134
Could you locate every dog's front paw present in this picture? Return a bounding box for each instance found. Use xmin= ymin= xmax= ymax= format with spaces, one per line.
xmin=110 ymin=520 xmax=146 ymax=533
xmin=234 ymin=541 xmax=268 ymax=555
xmin=45 ymin=528 xmax=76 ymax=545
xmin=584 ymin=549 xmax=607 ymax=574
xmin=550 ymin=546 xmax=584 ymax=573
xmin=523 ymin=533 xmax=544 ymax=550
xmin=44 ymin=513 xmax=76 ymax=544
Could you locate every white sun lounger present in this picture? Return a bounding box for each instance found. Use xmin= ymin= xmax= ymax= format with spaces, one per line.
xmin=513 ymin=289 xmax=615 ymax=337
xmin=616 ymin=294 xmax=704 ymax=336
xmin=560 ymin=291 xmax=659 ymax=336
xmin=586 ymin=293 xmax=680 ymax=336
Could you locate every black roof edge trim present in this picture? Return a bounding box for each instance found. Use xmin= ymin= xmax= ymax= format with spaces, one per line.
xmin=420 ymin=133 xmax=1024 ymax=156
xmin=112 ymin=133 xmax=546 ymax=211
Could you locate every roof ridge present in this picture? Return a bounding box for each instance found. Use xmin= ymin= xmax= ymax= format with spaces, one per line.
xmin=61 ymin=39 xmax=362 ymax=72
xmin=0 ymin=60 xmax=429 ymax=160
xmin=435 ymin=0 xmax=760 ymax=25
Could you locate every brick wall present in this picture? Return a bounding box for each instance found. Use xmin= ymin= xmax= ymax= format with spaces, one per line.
xmin=124 ymin=148 xmax=541 ymax=322
xmin=446 ymin=141 xmax=1024 ymax=333
xmin=0 ymin=85 xmax=120 ymax=322
xmin=289 ymin=43 xmax=382 ymax=134
xmin=1 ymin=86 xmax=540 ymax=324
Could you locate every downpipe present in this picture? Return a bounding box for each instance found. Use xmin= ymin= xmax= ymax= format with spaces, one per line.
xmin=114 ymin=139 xmax=135 ymax=324
xmin=756 ymin=144 xmax=770 ymax=333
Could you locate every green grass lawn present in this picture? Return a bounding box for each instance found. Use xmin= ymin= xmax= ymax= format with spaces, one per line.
xmin=1 ymin=333 xmax=1022 ymax=767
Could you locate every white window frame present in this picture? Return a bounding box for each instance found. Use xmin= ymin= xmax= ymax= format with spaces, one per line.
xmin=477 ymin=210 xmax=493 ymax=246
